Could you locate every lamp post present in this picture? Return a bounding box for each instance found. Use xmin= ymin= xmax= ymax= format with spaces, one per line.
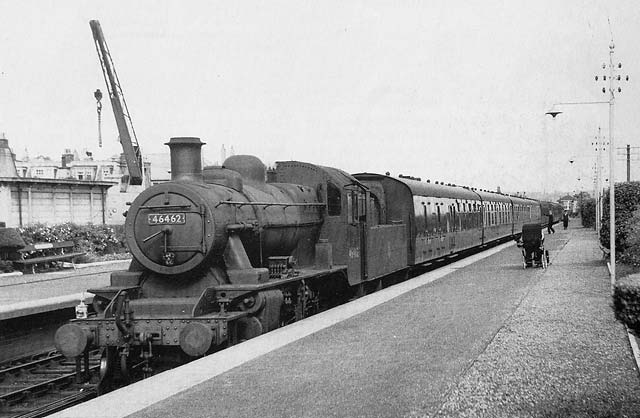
xmin=545 ymin=41 xmax=628 ymax=288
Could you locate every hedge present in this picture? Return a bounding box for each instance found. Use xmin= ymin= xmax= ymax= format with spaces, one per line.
xmin=18 ymin=223 xmax=129 ymax=257
xmin=614 ymin=274 xmax=640 ymax=336
xmin=600 ymin=181 xmax=640 ymax=264
xmin=580 ymin=197 xmax=596 ymax=228
xmin=604 ymin=182 xmax=640 ymax=332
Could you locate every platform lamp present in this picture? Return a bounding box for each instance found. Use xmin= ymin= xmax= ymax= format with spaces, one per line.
xmin=545 ymin=41 xmax=628 ymax=288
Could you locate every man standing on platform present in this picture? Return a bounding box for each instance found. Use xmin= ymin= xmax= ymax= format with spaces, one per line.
xmin=562 ymin=211 xmax=569 ymax=230
xmin=547 ymin=211 xmax=555 ymax=234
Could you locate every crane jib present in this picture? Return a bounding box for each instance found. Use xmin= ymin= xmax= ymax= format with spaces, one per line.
xmin=89 ymin=19 xmax=144 ymax=186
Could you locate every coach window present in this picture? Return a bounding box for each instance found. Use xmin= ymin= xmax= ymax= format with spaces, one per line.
xmin=486 ymin=203 xmax=490 ymax=225
xmin=491 ymin=204 xmax=494 ymax=226
xmin=483 ymin=203 xmax=486 ymax=226
xmin=327 ymin=183 xmax=341 ymax=216
xmin=490 ymin=203 xmax=493 ymax=225
xmin=414 ymin=197 xmax=425 ymax=233
xmin=453 ymin=205 xmax=458 ymax=231
xmin=423 ymin=202 xmax=428 ymax=233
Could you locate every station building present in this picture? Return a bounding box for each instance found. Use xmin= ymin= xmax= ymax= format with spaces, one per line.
xmin=0 ymin=134 xmax=153 ymax=227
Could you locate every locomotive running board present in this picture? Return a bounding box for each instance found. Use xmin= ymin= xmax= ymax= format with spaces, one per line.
xmin=212 ymin=266 xmax=348 ymax=292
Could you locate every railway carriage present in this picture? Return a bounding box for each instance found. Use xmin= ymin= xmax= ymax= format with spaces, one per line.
xmin=511 ymin=195 xmax=540 ymax=234
xmin=353 ymin=174 xmax=484 ymax=266
xmin=474 ymin=190 xmax=516 ymax=244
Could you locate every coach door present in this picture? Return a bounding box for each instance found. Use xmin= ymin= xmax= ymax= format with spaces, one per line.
xmin=345 ymin=185 xmax=368 ymax=285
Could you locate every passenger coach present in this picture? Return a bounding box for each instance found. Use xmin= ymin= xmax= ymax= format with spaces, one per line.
xmin=354 ymin=173 xmax=545 ymax=269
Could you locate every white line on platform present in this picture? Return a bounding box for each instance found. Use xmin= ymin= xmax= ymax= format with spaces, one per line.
xmin=51 ymin=241 xmax=515 ymax=418
xmin=626 ymin=327 xmax=640 ymax=378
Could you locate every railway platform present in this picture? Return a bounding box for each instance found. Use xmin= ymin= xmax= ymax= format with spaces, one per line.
xmin=0 ymin=260 xmax=126 ymax=320
xmin=55 ymin=224 xmax=640 ymax=417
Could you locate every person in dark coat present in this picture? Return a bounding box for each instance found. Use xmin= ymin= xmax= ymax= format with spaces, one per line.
xmin=547 ymin=212 xmax=555 ymax=234
xmin=562 ymin=211 xmax=569 ymax=230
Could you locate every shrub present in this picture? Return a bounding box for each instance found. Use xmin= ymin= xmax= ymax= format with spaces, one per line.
xmin=18 ymin=223 xmax=128 ymax=257
xmin=613 ymin=274 xmax=640 ymax=335
xmin=600 ymin=181 xmax=640 ymax=258
xmin=619 ymin=209 xmax=640 ymax=266
xmin=580 ymin=197 xmax=595 ymax=228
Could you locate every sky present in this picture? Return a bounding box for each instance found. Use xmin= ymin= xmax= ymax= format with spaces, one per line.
xmin=2 ymin=0 xmax=640 ymax=197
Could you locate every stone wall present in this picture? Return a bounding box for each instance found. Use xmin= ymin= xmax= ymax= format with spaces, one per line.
xmin=0 ymin=178 xmax=115 ymax=227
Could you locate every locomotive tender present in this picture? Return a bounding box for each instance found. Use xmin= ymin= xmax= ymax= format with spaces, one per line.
xmin=55 ymin=137 xmax=562 ymax=383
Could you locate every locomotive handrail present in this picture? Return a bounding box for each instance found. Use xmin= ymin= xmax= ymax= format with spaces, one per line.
xmin=139 ymin=204 xmax=192 ymax=210
xmin=215 ymin=201 xmax=325 ymax=209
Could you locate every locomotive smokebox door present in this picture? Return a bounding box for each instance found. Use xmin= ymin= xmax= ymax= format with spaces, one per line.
xmin=126 ymin=183 xmax=217 ymax=275
xmin=345 ymin=185 xmax=368 ymax=285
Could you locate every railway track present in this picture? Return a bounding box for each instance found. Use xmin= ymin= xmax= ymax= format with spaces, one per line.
xmin=0 ymin=351 xmax=100 ymax=418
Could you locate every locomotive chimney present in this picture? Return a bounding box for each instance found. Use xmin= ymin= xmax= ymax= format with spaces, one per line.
xmin=166 ymin=137 xmax=205 ymax=182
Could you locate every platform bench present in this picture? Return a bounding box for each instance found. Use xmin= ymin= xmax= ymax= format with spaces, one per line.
xmin=13 ymin=241 xmax=86 ymax=274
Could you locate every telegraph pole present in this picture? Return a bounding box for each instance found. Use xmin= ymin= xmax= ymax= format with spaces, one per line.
xmin=627 ymin=144 xmax=631 ymax=183
xmin=616 ymin=144 xmax=639 ymax=182
xmin=626 ymin=144 xmax=630 ymax=181
xmin=595 ymin=41 xmax=629 ymax=287
xmin=592 ymin=127 xmax=606 ymax=234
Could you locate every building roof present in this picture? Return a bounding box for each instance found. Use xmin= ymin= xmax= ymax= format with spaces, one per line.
xmin=0 ymin=177 xmax=116 ymax=187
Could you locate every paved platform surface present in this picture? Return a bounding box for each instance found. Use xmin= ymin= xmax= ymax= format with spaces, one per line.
xmin=0 ymin=260 xmax=126 ymax=319
xmin=55 ymin=223 xmax=640 ymax=418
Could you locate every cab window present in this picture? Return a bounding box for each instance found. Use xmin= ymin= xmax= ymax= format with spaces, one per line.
xmin=327 ymin=183 xmax=341 ymax=216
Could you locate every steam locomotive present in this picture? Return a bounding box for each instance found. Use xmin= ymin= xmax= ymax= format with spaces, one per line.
xmin=55 ymin=137 xmax=562 ymax=386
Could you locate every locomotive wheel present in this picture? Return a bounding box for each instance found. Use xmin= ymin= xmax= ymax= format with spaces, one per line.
xmin=98 ymin=347 xmax=118 ymax=395
xmin=100 ymin=347 xmax=130 ymax=385
xmin=99 ymin=347 xmax=116 ymax=380
xmin=236 ymin=316 xmax=263 ymax=341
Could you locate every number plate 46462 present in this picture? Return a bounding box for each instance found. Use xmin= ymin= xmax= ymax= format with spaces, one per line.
xmin=147 ymin=213 xmax=186 ymax=225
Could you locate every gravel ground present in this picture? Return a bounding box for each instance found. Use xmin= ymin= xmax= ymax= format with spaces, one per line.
xmin=430 ymin=227 xmax=640 ymax=418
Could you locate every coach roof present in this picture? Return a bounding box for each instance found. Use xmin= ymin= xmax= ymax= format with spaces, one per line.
xmin=354 ymin=173 xmax=481 ymax=201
